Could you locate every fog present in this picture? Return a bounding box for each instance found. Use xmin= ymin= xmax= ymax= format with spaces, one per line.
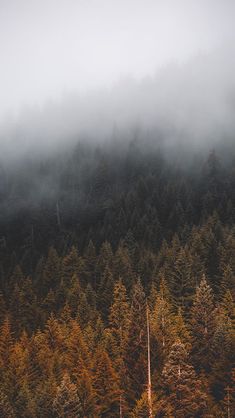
xmin=0 ymin=0 xmax=235 ymax=159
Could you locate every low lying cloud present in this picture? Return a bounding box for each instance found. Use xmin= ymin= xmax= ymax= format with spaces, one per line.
xmin=0 ymin=45 xmax=235 ymax=162
xmin=0 ymin=1 xmax=234 ymax=161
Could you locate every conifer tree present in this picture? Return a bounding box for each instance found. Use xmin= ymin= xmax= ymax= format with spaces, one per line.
xmin=76 ymin=290 xmax=92 ymax=328
xmin=221 ymin=266 xmax=235 ymax=299
xmin=53 ymin=372 xmax=83 ymax=418
xmin=169 ymin=248 xmax=195 ymax=310
xmin=222 ymin=385 xmax=235 ymax=418
xmin=210 ymin=297 xmax=235 ymax=400
xmin=190 ymin=275 xmax=216 ymax=371
xmin=161 ymin=340 xmax=207 ymax=417
xmin=96 ymin=240 xmax=113 ymax=280
xmin=0 ymin=317 xmax=14 ymax=371
xmin=83 ymin=240 xmax=97 ymax=284
xmin=41 ymin=289 xmax=56 ymax=323
xmin=66 ymin=275 xmax=92 ymax=324
xmin=0 ymin=391 xmax=15 ymax=418
xmin=74 ymin=362 xmax=95 ymax=418
xmin=7 ymin=265 xmax=24 ymax=293
xmin=173 ymin=308 xmax=192 ymax=350
xmin=34 ymin=374 xmax=57 ymax=418
xmin=97 ymin=266 xmax=114 ymax=319
xmin=66 ymin=319 xmax=90 ymax=372
xmin=10 ymin=282 xmax=35 ymax=336
xmin=131 ymin=391 xmax=158 ymax=418
xmin=124 ymin=279 xmax=147 ymax=409
xmin=60 ymin=246 xmax=80 ymax=287
xmin=107 ymin=278 xmax=130 ymax=415
xmin=151 ymin=282 xmax=175 ymax=366
xmin=0 ymin=291 xmax=6 ymax=325
xmin=93 ymin=349 xmax=120 ymax=417
xmin=114 ymin=245 xmax=136 ymax=290
xmin=42 ymin=247 xmax=60 ymax=294
xmin=221 ymin=290 xmax=235 ymax=325
xmin=108 ymin=278 xmax=130 ymax=360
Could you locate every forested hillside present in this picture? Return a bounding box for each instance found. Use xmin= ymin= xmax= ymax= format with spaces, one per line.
xmin=0 ymin=138 xmax=234 ymax=417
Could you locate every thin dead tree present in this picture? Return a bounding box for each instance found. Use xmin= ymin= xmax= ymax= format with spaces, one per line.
xmin=119 ymin=394 xmax=123 ymax=418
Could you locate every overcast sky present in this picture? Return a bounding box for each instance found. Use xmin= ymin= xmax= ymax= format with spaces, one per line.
xmin=0 ymin=0 xmax=235 ymax=121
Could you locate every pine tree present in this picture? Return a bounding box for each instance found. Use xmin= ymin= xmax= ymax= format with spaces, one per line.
xmin=45 ymin=315 xmax=65 ymax=354
xmin=10 ymin=284 xmax=34 ymax=336
xmin=97 ymin=266 xmax=114 ymax=319
xmin=60 ymin=246 xmax=81 ymax=287
xmin=0 ymin=291 xmax=6 ymax=325
xmin=7 ymin=339 xmax=36 ymax=417
xmin=210 ymin=296 xmax=235 ymax=400
xmin=42 ymin=247 xmax=60 ymax=294
xmin=190 ymin=275 xmax=216 ymax=371
xmin=151 ymin=281 xmax=175 ymax=366
xmin=96 ymin=240 xmax=113 ymax=280
xmin=0 ymin=390 xmax=15 ymax=418
xmin=21 ymin=332 xmax=41 ymax=392
xmin=34 ymin=374 xmax=57 ymax=418
xmin=173 ymin=308 xmax=192 ymax=350
xmin=114 ymin=245 xmax=136 ymax=290
xmin=0 ymin=317 xmax=14 ymax=371
xmin=161 ymin=340 xmax=207 ymax=417
xmin=221 ymin=266 xmax=235 ymax=299
xmin=66 ymin=275 xmax=92 ymax=325
xmin=108 ymin=278 xmax=130 ymax=360
xmin=221 ymin=290 xmax=235 ymax=325
xmin=53 ymin=372 xmax=83 ymax=418
xmin=107 ymin=278 xmax=130 ymax=415
xmin=131 ymin=391 xmax=158 ymax=418
xmin=64 ymin=322 xmax=94 ymax=413
xmin=83 ymin=240 xmax=97 ymax=284
xmin=222 ymin=385 xmax=235 ymax=418
xmin=124 ymin=279 xmax=147 ymax=409
xmin=41 ymin=289 xmax=56 ymax=323
xmin=74 ymin=362 xmax=95 ymax=418
xmin=7 ymin=265 xmax=24 ymax=294
xmin=93 ymin=349 xmax=120 ymax=417
xmin=169 ymin=248 xmax=195 ymax=311
xmin=65 ymin=319 xmax=90 ymax=373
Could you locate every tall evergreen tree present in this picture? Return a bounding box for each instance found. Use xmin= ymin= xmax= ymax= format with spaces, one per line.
xmin=107 ymin=278 xmax=130 ymax=415
xmin=60 ymin=246 xmax=81 ymax=287
xmin=190 ymin=275 xmax=216 ymax=371
xmin=169 ymin=248 xmax=195 ymax=310
xmin=161 ymin=340 xmax=207 ymax=417
xmin=124 ymin=279 xmax=147 ymax=409
xmin=42 ymin=247 xmax=60 ymax=294
xmin=0 ymin=391 xmax=15 ymax=418
xmin=93 ymin=349 xmax=120 ymax=417
xmin=53 ymin=372 xmax=83 ymax=418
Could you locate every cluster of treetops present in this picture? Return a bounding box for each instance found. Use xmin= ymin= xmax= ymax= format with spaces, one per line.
xmin=0 ymin=137 xmax=234 ymax=416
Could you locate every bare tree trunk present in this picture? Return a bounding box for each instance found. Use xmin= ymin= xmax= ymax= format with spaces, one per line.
xmin=119 ymin=394 xmax=123 ymax=418
xmin=147 ymin=304 xmax=153 ymax=418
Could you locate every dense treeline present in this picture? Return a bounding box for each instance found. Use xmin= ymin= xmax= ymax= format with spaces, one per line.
xmin=0 ymin=138 xmax=234 ymax=416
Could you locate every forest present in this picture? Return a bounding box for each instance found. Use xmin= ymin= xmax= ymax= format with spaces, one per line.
xmin=0 ymin=136 xmax=234 ymax=417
